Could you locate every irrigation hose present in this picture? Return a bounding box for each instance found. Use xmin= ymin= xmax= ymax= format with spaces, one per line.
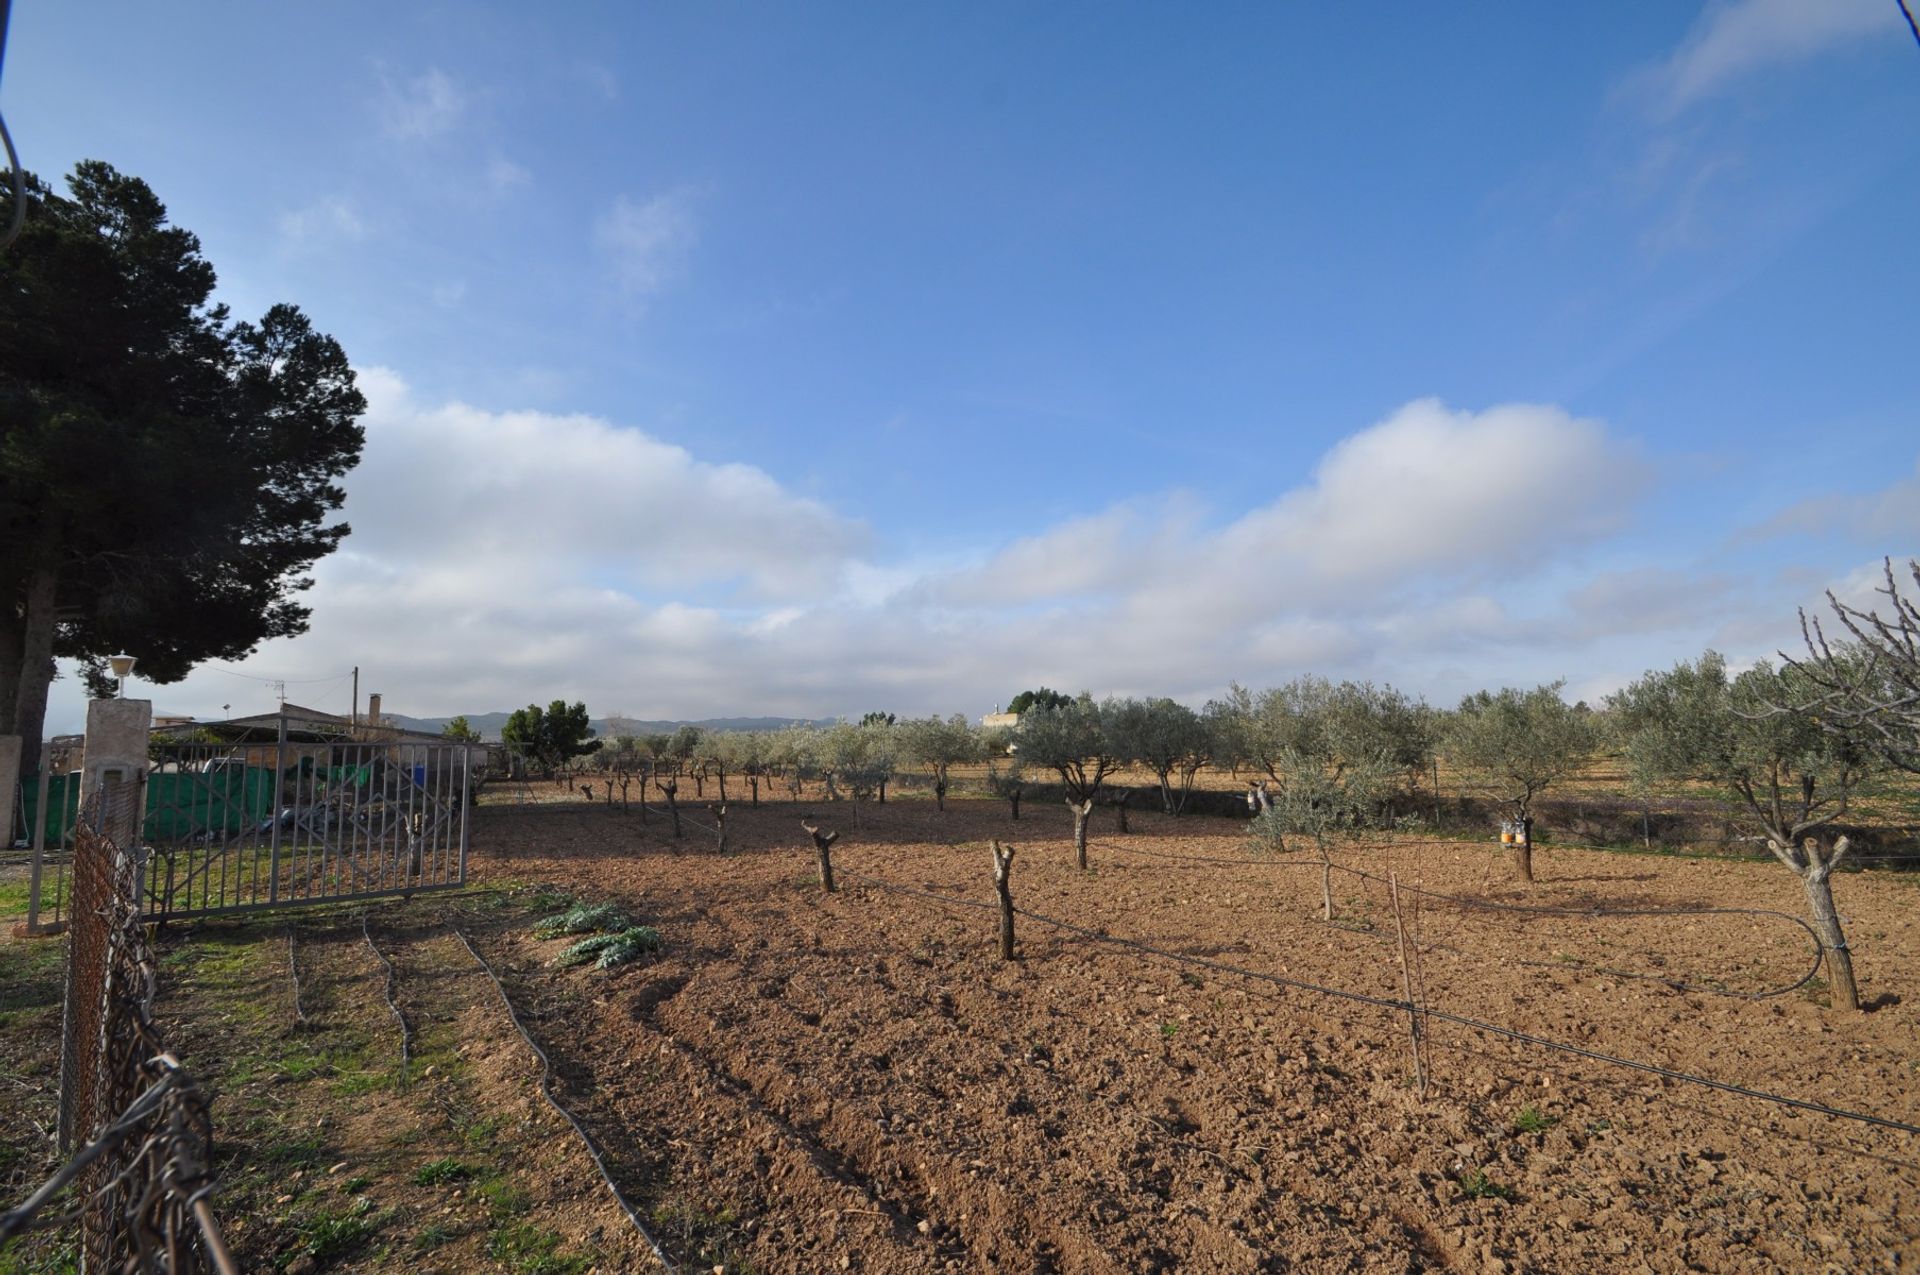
xmin=361 ymin=913 xmax=410 ymax=1090
xmin=451 ymin=926 xmax=678 ymax=1273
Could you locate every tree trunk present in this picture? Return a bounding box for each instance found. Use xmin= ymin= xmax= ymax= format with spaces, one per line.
xmin=718 ymin=771 xmax=727 ymax=802
xmin=1802 ymin=863 xmax=1860 ymax=1011
xmin=934 ymin=779 xmax=947 ymax=812
xmin=0 ymin=591 xmax=22 ymax=735
xmin=1070 ymin=797 xmax=1092 ymax=870
xmin=878 ymin=776 xmax=887 ymax=804
xmin=1158 ymin=774 xmax=1174 ymax=815
xmin=749 ymin=774 xmax=759 ymax=805
xmin=1320 ymin=838 xmax=1334 ymax=923
xmin=1512 ymin=816 xmax=1534 ymax=884
xmin=13 ymin=561 xmax=59 ymax=777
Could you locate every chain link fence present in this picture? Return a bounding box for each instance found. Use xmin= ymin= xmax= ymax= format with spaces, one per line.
xmin=2 ymin=785 xmax=236 ymax=1273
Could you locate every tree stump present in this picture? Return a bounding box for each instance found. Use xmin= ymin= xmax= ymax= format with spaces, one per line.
xmin=801 ymin=817 xmax=839 ymax=893
xmin=990 ymin=840 xmax=1017 ymax=961
xmin=661 ymin=777 xmax=682 ymax=839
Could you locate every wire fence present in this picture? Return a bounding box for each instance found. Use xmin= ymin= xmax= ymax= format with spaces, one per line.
xmin=824 ymin=850 xmax=1920 ymax=1141
xmin=3 ymin=787 xmax=236 ymax=1273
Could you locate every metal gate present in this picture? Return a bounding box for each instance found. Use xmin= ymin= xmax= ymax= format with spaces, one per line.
xmin=137 ymin=735 xmax=473 ymax=920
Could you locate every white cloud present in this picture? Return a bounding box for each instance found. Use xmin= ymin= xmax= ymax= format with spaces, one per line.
xmin=344 ymin=369 xmax=864 ymax=599
xmin=594 ymin=189 xmax=700 ymax=300
xmin=43 ymin=391 xmax=1861 ymax=734
xmin=1220 ymin=399 xmax=1646 ymax=588
xmin=1644 ymin=0 xmax=1897 ymax=114
xmin=379 ymin=67 xmax=468 ymax=141
xmin=277 ymin=197 xmax=366 ymax=248
xmin=1748 ymin=456 xmax=1920 ymax=544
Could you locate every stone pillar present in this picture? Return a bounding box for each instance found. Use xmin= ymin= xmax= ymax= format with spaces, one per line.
xmin=0 ymin=735 xmax=19 ymax=850
xmin=58 ymin=699 xmax=151 ymax=1153
xmin=77 ymin=699 xmax=151 ymax=848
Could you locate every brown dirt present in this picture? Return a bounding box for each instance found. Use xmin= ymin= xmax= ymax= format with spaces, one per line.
xmin=468 ymin=783 xmax=1920 ymax=1273
xmin=145 ymin=906 xmax=655 ymax=1272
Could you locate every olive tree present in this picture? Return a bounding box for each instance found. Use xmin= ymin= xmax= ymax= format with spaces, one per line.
xmin=1211 ymin=678 xmax=1425 ymax=812
xmin=896 ymin=714 xmax=980 ymax=810
xmin=723 ymin=730 xmax=771 ymax=805
xmin=1246 ymin=749 xmax=1396 ymax=921
xmin=1609 ymin=653 xmax=1877 ymax=1010
xmin=1015 ymin=695 xmax=1121 ymax=869
xmin=822 ymin=721 xmax=892 ymax=824
xmin=767 ymin=725 xmax=817 ymax=800
xmin=1445 ymin=682 xmax=1598 ymax=883
xmin=1110 ymin=697 xmax=1213 ymax=814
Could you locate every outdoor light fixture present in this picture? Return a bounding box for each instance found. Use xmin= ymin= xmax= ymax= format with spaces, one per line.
xmin=108 ymin=653 xmax=136 ymax=698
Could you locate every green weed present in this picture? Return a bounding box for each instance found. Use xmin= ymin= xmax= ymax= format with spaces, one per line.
xmin=1512 ymin=1105 xmax=1558 ymax=1134
xmin=533 ymin=903 xmax=627 ymax=939
xmin=553 ymin=926 xmax=661 ymax=969
xmin=1457 ymin=1169 xmax=1516 ymax=1202
xmin=412 ymin=1222 xmax=458 ymax=1252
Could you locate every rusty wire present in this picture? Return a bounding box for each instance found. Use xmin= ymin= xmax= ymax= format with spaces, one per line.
xmin=5 ymin=788 xmax=237 ymax=1273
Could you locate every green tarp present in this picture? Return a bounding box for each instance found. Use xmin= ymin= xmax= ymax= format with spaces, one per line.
xmin=17 ymin=764 xmax=376 ymax=843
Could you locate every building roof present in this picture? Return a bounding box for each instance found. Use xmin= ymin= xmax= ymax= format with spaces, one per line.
xmin=151 ymin=705 xmax=448 ymax=746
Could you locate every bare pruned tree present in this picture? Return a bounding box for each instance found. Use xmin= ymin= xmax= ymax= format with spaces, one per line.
xmin=1781 ymin=557 xmax=1920 ymax=777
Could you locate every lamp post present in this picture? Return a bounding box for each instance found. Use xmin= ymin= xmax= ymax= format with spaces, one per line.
xmin=108 ymin=653 xmax=137 ymax=699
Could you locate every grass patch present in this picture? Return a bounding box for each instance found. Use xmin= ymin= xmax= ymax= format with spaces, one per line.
xmin=487 ymin=1221 xmax=593 ymax=1274
xmin=477 ymin=1177 xmax=532 ymax=1220
xmin=412 ymin=1157 xmax=477 ymax=1186
xmin=456 ymin=1112 xmax=509 ymax=1151
xmin=289 ymin=1202 xmax=382 ymax=1267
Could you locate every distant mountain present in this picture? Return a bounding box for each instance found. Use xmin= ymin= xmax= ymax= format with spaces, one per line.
xmin=384 ymin=711 xmax=836 ymax=741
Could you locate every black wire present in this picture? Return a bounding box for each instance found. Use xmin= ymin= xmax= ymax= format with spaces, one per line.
xmin=833 ymin=867 xmax=1920 ymax=1138
xmin=1093 ymin=837 xmax=1827 ymax=999
xmin=452 ymin=925 xmax=679 ymax=1273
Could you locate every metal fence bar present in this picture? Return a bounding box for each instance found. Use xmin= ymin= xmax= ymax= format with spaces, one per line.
xmin=137 ymin=739 xmax=468 ymax=923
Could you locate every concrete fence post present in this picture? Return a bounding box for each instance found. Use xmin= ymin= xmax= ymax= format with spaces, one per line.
xmin=0 ymin=735 xmax=20 ymax=852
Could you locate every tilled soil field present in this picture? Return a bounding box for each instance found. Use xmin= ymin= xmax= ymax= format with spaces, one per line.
xmin=470 ymin=787 xmax=1920 ymax=1272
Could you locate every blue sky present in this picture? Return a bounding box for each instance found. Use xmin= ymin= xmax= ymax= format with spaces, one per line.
xmin=12 ymin=1 xmax=1920 ymax=731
